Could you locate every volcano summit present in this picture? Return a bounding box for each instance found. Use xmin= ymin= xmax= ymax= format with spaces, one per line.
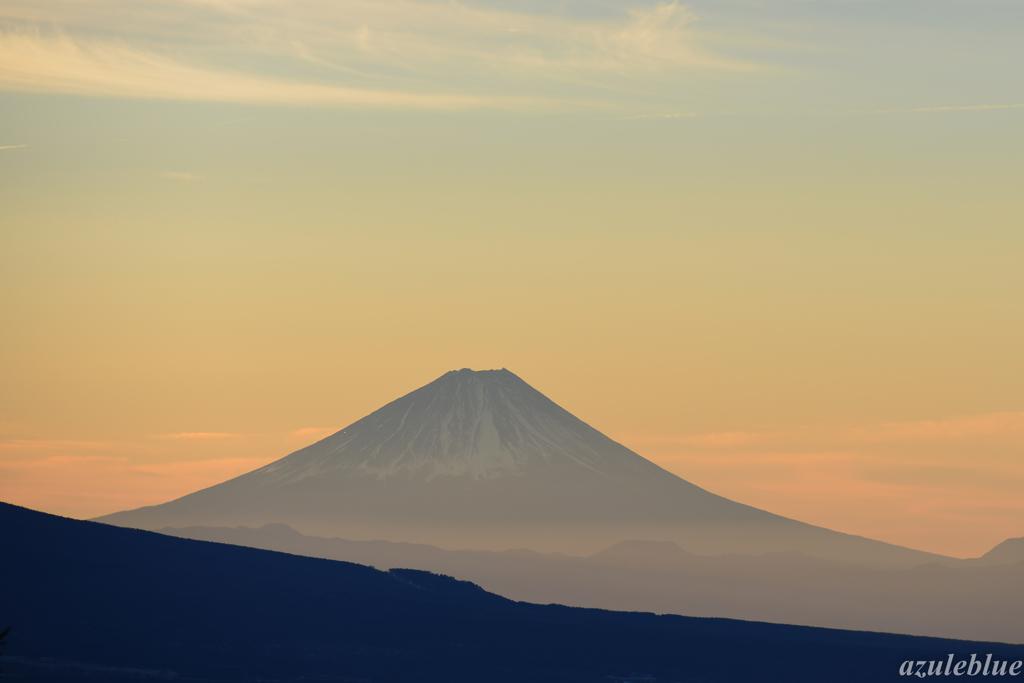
xmin=97 ymin=368 xmax=944 ymax=566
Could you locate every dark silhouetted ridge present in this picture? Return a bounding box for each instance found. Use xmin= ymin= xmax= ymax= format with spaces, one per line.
xmin=7 ymin=500 xmax=1024 ymax=682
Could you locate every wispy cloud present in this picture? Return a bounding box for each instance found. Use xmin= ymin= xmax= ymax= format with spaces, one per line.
xmin=213 ymin=115 xmax=273 ymax=127
xmin=0 ymin=1 xmax=760 ymax=108
xmin=151 ymin=432 xmax=249 ymax=440
xmin=161 ymin=172 xmax=205 ymax=181
xmin=846 ymin=103 xmax=1024 ymax=114
xmin=291 ymin=427 xmax=338 ymax=438
xmin=618 ymin=412 xmax=1024 ymax=452
xmin=618 ymin=431 xmax=766 ymax=446
xmin=0 ymin=438 xmax=156 ymax=456
xmin=0 ymin=144 xmax=28 ymax=150
xmin=0 ymin=454 xmax=272 ymax=519
xmin=610 ymin=112 xmax=697 ymax=120
xmin=852 ymin=413 xmax=1024 ymax=443
xmin=619 ymin=412 xmax=1024 ymax=557
xmin=0 ymin=29 xmax=514 ymax=109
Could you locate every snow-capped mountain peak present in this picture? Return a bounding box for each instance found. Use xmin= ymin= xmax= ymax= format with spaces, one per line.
xmin=257 ymin=368 xmax=663 ymax=484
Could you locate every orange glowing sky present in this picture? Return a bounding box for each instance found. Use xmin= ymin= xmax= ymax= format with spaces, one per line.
xmin=1 ymin=0 xmax=1023 ymax=559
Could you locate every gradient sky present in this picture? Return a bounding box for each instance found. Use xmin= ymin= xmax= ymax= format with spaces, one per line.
xmin=1 ymin=0 xmax=1022 ymax=558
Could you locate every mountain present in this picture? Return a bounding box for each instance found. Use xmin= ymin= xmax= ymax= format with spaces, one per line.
xmin=97 ymin=368 xmax=947 ymax=566
xmin=158 ymin=522 xmax=1024 ymax=643
xmin=974 ymin=537 xmax=1024 ymax=566
xmin=7 ymin=501 xmax=1024 ymax=683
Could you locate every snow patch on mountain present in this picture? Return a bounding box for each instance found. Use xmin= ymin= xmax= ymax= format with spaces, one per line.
xmin=252 ymin=368 xmax=661 ymax=485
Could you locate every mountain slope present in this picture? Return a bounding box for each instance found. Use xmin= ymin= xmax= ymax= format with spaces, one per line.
xmin=96 ymin=368 xmax=947 ymax=566
xmin=974 ymin=537 xmax=1024 ymax=566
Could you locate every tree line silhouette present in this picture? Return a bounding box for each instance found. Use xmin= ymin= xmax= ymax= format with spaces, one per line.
xmin=0 ymin=626 xmax=10 ymax=679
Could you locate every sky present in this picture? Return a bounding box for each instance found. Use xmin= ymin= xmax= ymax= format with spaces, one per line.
xmin=1 ymin=0 xmax=1022 ymax=559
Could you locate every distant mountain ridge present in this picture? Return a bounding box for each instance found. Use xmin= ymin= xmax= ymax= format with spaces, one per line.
xmin=97 ymin=368 xmax=952 ymax=566
xmin=975 ymin=537 xmax=1024 ymax=566
xmin=156 ymin=522 xmax=1024 ymax=644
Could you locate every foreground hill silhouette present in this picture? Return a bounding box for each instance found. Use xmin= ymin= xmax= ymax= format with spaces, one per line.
xmin=5 ymin=501 xmax=1023 ymax=682
xmin=97 ymin=368 xmax=948 ymax=567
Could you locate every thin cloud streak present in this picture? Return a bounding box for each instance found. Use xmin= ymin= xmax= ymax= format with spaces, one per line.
xmin=854 ymin=413 xmax=1024 ymax=443
xmin=845 ymin=103 xmax=1024 ymax=114
xmin=152 ymin=432 xmax=249 ymax=440
xmin=0 ymin=144 xmax=28 ymax=150
xmin=291 ymin=427 xmax=339 ymax=438
xmin=618 ymin=412 xmax=1024 ymax=450
xmin=0 ymin=29 xmax=522 ymax=109
xmin=609 ymin=112 xmax=697 ymax=120
xmin=0 ymin=439 xmax=144 ymax=454
xmin=621 ymin=412 xmax=1024 ymax=557
xmin=161 ymin=172 xmax=206 ymax=181
xmin=0 ymin=454 xmax=273 ymax=519
xmin=0 ymin=1 xmax=762 ymax=107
